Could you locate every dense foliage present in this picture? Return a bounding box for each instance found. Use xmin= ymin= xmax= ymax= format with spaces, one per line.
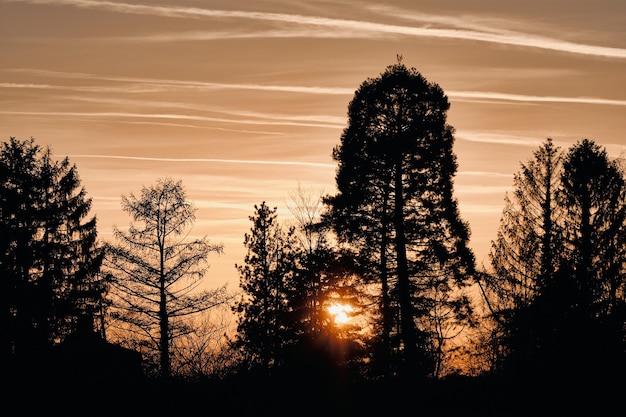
xmin=483 ymin=138 xmax=626 ymax=378
xmin=232 ymin=202 xmax=299 ymax=370
xmin=0 ymin=137 xmax=104 ymax=362
xmin=232 ymin=199 xmax=366 ymax=379
xmin=323 ymin=59 xmax=476 ymax=378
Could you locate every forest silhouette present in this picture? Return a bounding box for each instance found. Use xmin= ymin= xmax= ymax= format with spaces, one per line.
xmin=2 ymin=61 xmax=625 ymax=416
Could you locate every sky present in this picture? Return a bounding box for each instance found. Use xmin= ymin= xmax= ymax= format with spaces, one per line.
xmin=2 ymin=0 xmax=625 ymax=293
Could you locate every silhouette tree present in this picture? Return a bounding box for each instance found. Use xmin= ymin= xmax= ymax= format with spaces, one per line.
xmin=0 ymin=137 xmax=104 ymax=365
xmin=324 ymin=59 xmax=476 ymax=378
xmin=104 ymin=177 xmax=228 ymax=379
xmin=489 ymin=138 xmax=565 ymax=304
xmin=285 ymin=185 xmax=365 ymax=378
xmin=485 ymin=138 xmax=626 ymax=378
xmin=232 ymin=202 xmax=299 ymax=372
xmin=286 ymin=184 xmax=329 ymax=339
xmin=483 ymin=138 xmax=565 ymax=370
xmin=558 ymin=138 xmax=626 ymax=376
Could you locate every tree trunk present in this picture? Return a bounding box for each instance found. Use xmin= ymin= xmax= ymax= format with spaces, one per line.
xmin=394 ymin=157 xmax=417 ymax=374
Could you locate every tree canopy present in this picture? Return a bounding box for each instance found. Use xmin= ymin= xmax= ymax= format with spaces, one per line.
xmin=484 ymin=138 xmax=626 ymax=378
xmin=324 ymin=60 xmax=476 ymax=378
xmin=1 ymin=137 xmax=104 ymax=362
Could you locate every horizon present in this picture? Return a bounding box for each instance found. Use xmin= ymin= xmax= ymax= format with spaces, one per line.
xmin=2 ymin=0 xmax=625 ymax=291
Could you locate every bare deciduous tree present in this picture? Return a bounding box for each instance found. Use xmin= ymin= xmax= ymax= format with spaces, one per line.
xmin=104 ymin=177 xmax=230 ymax=379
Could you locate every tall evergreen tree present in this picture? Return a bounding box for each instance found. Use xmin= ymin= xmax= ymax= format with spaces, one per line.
xmin=104 ymin=178 xmax=227 ymax=379
xmin=484 ymin=138 xmax=566 ymax=373
xmin=488 ymin=138 xmax=565 ymax=305
xmin=558 ymin=139 xmax=626 ymax=374
xmin=324 ymin=59 xmax=476 ymax=378
xmin=232 ymin=202 xmax=299 ymax=372
xmin=0 ymin=137 xmax=104 ymax=362
xmin=485 ymin=138 xmax=626 ymax=377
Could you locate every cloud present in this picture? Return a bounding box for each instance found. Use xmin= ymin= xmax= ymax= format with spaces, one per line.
xmin=36 ymin=94 xmax=347 ymax=127
xmin=0 ymin=82 xmax=57 ymax=89
xmin=458 ymin=170 xmax=514 ymax=179
xmin=9 ymin=0 xmax=626 ymax=59
xmin=457 ymin=203 xmax=504 ymax=214
xmin=370 ymin=6 xmax=502 ymax=32
xmin=449 ymin=91 xmax=626 ymax=107
xmin=455 ymin=185 xmax=513 ymax=195
xmin=4 ymin=69 xmax=354 ymax=95
xmin=456 ymin=132 xmax=546 ymax=147
xmin=4 ymin=73 xmax=626 ymax=108
xmin=116 ymin=121 xmax=285 ymax=135
xmin=104 ymin=28 xmax=385 ymax=42
xmin=0 ymin=110 xmax=344 ymax=129
xmin=63 ymin=153 xmax=336 ymax=168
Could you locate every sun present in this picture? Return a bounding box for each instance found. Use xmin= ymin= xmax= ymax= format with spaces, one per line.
xmin=328 ymin=302 xmax=354 ymax=325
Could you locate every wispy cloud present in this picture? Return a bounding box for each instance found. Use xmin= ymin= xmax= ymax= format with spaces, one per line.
xmin=368 ymin=4 xmax=542 ymax=37
xmin=449 ymin=91 xmax=626 ymax=107
xmin=456 ymin=133 xmax=626 ymax=158
xmin=458 ymin=170 xmax=514 ymax=179
xmin=456 ymin=132 xmax=547 ymax=147
xmin=9 ymin=0 xmax=626 ymax=59
xmin=4 ymin=69 xmax=354 ymax=95
xmin=37 ymin=94 xmax=347 ymax=127
xmin=0 ymin=82 xmax=58 ymax=89
xmin=456 ymin=185 xmax=513 ymax=195
xmin=105 ymin=28 xmax=384 ymax=42
xmin=116 ymin=121 xmax=285 ymax=136
xmin=64 ymin=154 xmax=336 ymax=168
xmin=458 ymin=203 xmax=505 ymax=214
xmin=4 ymin=73 xmax=626 ymax=108
xmin=0 ymin=110 xmax=344 ymax=129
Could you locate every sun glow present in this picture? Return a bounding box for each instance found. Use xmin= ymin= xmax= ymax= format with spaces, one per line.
xmin=328 ymin=303 xmax=354 ymax=325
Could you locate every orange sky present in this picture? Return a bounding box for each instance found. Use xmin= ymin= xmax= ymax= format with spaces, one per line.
xmin=2 ymin=0 xmax=625 ymax=292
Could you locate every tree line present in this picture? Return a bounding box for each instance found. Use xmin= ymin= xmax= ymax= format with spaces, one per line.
xmin=2 ymin=60 xmax=625 ymax=396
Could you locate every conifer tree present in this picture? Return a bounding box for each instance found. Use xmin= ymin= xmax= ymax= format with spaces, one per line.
xmin=232 ymin=202 xmax=299 ymax=371
xmin=558 ymin=139 xmax=626 ymax=374
xmin=486 ymin=138 xmax=626 ymax=377
xmin=324 ymin=59 xmax=476 ymax=378
xmin=0 ymin=137 xmax=104 ymax=362
xmin=488 ymin=138 xmax=565 ymax=307
xmin=484 ymin=138 xmax=565 ymax=372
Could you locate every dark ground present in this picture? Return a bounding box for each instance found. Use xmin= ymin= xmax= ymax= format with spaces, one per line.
xmin=6 ymin=368 xmax=621 ymax=417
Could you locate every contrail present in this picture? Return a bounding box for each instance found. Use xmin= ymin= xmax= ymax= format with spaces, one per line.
xmin=4 ymin=78 xmax=626 ymax=107
xmin=9 ymin=0 xmax=626 ymax=59
xmin=0 ymin=110 xmax=344 ymax=129
xmin=2 ymin=70 xmax=354 ymax=95
xmin=449 ymin=91 xmax=626 ymax=106
xmin=66 ymin=154 xmax=336 ymax=168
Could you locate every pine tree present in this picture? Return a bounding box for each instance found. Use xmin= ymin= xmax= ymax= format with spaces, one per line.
xmin=232 ymin=202 xmax=299 ymax=372
xmin=234 ymin=202 xmax=297 ymax=372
